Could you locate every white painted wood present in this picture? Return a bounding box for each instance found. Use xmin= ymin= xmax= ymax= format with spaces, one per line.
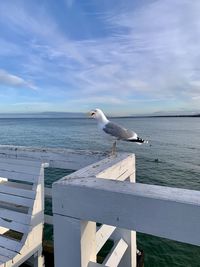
xmin=0 ymin=226 xmax=7 ymax=235
xmin=96 ymin=155 xmax=135 ymax=181
xmin=0 ymin=208 xmax=31 ymax=224
xmin=0 ymin=157 xmax=46 ymax=266
xmin=0 ymin=145 xmax=105 ymax=170
xmin=0 ymin=160 xmax=41 ymax=174
xmin=112 ymin=228 xmax=136 ymax=267
xmin=53 ymin=176 xmax=200 ymax=246
xmin=0 ymin=169 xmax=36 ymax=183
xmin=0 ymin=235 xmax=22 ymax=252
xmin=54 ymin=215 xmax=96 ymax=267
xmin=103 ymin=238 xmax=128 ymax=267
xmin=112 ymin=162 xmax=136 ymax=267
xmin=0 ymin=254 xmax=11 ymax=262
xmin=0 ymin=180 xmax=32 ymax=190
xmin=0 ymin=182 xmax=35 ymax=199
xmin=93 ymin=153 xmax=136 ymax=267
xmin=0 ymin=217 xmax=29 ymax=233
xmin=33 ymin=251 xmax=44 ymax=267
xmin=53 ymin=153 xmax=136 ymax=267
xmin=0 ymin=246 xmax=16 ymax=259
xmin=81 ymin=221 xmax=96 ymax=267
xmin=0 ymin=157 xmax=43 ymax=167
xmin=97 ymin=152 xmax=136 ymax=267
xmin=0 ymin=192 xmax=34 ymax=207
xmin=96 ymin=225 xmax=116 ymax=254
xmin=63 ymin=153 xmax=134 ymax=181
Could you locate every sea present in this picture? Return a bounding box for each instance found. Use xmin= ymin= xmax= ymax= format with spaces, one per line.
xmin=0 ymin=117 xmax=199 ymax=267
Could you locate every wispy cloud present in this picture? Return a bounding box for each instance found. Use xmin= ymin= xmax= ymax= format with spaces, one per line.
xmin=0 ymin=0 xmax=200 ymax=113
xmin=0 ymin=69 xmax=37 ymax=90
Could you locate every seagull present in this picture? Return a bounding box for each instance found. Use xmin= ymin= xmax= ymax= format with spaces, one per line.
xmin=89 ymin=108 xmax=148 ymax=154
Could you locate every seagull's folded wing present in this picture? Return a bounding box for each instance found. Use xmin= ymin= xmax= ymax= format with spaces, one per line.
xmin=103 ymin=122 xmax=137 ymax=140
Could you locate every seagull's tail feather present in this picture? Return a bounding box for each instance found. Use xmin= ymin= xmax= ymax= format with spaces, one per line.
xmin=127 ymin=137 xmax=148 ymax=144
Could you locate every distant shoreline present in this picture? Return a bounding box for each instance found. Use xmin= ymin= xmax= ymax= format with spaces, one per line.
xmin=114 ymin=114 xmax=200 ymax=118
xmin=0 ymin=114 xmax=199 ymax=119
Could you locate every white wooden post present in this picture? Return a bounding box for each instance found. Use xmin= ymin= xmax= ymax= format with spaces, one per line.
xmin=112 ymin=163 xmax=137 ymax=267
xmin=33 ymin=249 xmax=44 ymax=267
xmin=53 ymin=214 xmax=96 ymax=267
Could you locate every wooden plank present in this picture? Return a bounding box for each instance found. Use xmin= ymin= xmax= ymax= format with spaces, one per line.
xmin=0 ymin=170 xmax=36 ymax=183
xmin=112 ymin=228 xmax=136 ymax=267
xmin=0 ymin=162 xmax=41 ymax=174
xmin=54 ymin=215 xmax=96 ymax=267
xmin=0 ymin=246 xmax=16 ymax=259
xmin=53 ymin=178 xmax=200 ymax=246
xmin=103 ymin=239 xmax=128 ymax=267
xmin=64 ymin=153 xmax=134 ymax=181
xmin=0 ymin=157 xmax=42 ymax=167
xmin=0 ymin=181 xmax=32 ymax=190
xmin=96 ymin=156 xmax=135 ymax=181
xmin=0 ymin=208 xmax=31 ymax=225
xmin=0 ymin=235 xmax=22 ymax=252
xmin=112 ymin=159 xmax=136 ymax=267
xmin=0 ymin=145 xmax=106 ymax=170
xmin=0 ymin=253 xmax=11 ymax=262
xmin=0 ymin=192 xmax=34 ymax=208
xmin=0 ymin=183 xmax=35 ymax=199
xmin=0 ymin=162 xmax=41 ymax=176
xmin=0 ymin=217 xmax=30 ymax=233
xmin=96 ymin=225 xmax=116 ymax=254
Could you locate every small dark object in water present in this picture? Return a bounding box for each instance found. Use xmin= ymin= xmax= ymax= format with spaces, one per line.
xmin=154 ymin=158 xmax=159 ymax=163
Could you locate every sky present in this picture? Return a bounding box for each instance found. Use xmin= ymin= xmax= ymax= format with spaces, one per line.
xmin=0 ymin=0 xmax=200 ymax=115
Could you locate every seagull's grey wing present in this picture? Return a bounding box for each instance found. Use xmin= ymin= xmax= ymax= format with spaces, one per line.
xmin=103 ymin=122 xmax=137 ymax=140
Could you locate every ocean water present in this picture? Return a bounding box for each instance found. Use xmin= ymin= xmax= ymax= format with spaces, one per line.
xmin=0 ymin=117 xmax=199 ymax=266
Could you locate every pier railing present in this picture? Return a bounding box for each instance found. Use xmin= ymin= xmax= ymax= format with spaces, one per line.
xmin=0 ymin=145 xmax=200 ymax=267
xmin=53 ymin=153 xmax=137 ymax=267
xmin=52 ymin=152 xmax=200 ymax=267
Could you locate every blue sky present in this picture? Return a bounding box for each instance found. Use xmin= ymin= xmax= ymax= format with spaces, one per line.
xmin=0 ymin=0 xmax=200 ymax=115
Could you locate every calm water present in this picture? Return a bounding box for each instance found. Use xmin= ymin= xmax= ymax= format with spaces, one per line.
xmin=0 ymin=117 xmax=200 ymax=266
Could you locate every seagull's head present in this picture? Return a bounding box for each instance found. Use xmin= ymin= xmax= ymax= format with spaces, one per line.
xmin=89 ymin=108 xmax=108 ymax=123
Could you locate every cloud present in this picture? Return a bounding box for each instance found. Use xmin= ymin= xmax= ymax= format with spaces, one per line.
xmin=0 ymin=0 xmax=200 ymax=113
xmin=0 ymin=69 xmax=37 ymax=90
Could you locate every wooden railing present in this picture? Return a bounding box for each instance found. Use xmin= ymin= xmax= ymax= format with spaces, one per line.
xmin=0 ymin=146 xmax=199 ymax=267
xmin=53 ymin=153 xmax=136 ymax=267
xmin=52 ymin=152 xmax=200 ymax=267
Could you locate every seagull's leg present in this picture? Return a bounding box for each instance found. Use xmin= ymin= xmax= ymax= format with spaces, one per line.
xmin=111 ymin=141 xmax=117 ymax=155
